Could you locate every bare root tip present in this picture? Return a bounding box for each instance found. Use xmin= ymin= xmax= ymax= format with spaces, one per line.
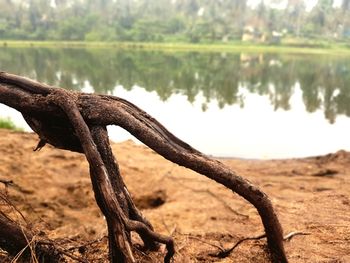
xmin=164 ymin=238 xmax=175 ymax=263
xmin=124 ymin=219 xmax=175 ymax=263
xmin=33 ymin=139 xmax=46 ymax=151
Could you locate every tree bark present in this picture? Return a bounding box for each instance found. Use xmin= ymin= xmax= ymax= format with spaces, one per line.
xmin=0 ymin=72 xmax=288 ymax=262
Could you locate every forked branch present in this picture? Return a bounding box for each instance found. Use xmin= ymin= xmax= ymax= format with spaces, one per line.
xmin=0 ymin=72 xmax=288 ymax=262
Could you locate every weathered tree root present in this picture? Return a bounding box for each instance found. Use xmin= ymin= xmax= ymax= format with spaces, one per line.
xmin=52 ymin=90 xmax=174 ymax=262
xmin=90 ymin=126 xmax=159 ymax=252
xmin=0 ymin=72 xmax=288 ymax=262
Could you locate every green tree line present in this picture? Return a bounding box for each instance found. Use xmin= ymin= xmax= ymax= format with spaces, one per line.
xmin=1 ymin=0 xmax=350 ymax=43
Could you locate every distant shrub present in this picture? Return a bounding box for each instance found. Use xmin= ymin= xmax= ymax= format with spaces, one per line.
xmin=0 ymin=117 xmax=23 ymax=131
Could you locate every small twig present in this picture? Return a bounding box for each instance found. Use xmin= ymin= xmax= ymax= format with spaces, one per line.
xmin=161 ymin=216 xmax=171 ymax=234
xmin=21 ymin=229 xmax=39 ymax=263
xmin=10 ymin=235 xmax=38 ymax=263
xmin=177 ymin=237 xmax=188 ymax=253
xmin=161 ymin=216 xmax=177 ymax=236
xmin=0 ymin=192 xmax=28 ymax=223
xmin=188 ymin=236 xmax=225 ymax=252
xmin=169 ymin=225 xmax=177 ymax=236
xmin=174 ymin=236 xmax=189 ymax=259
xmin=56 ymin=248 xmax=88 ymax=263
xmin=39 ymin=241 xmax=88 ymax=263
xmin=209 ymin=233 xmax=266 ymax=258
xmin=283 ymin=231 xmax=311 ymax=242
xmin=210 ymin=231 xmax=311 ymax=258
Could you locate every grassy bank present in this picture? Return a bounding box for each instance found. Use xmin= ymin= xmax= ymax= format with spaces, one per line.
xmin=2 ymin=40 xmax=350 ymax=55
xmin=0 ymin=118 xmax=23 ymax=131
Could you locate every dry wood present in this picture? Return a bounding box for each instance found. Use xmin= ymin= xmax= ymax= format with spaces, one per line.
xmin=0 ymin=72 xmax=288 ymax=262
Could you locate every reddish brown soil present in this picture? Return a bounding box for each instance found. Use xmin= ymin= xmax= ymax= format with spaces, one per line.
xmin=0 ymin=129 xmax=349 ymax=262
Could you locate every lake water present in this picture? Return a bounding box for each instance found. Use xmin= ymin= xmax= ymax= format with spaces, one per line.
xmin=1 ymin=47 xmax=350 ymax=159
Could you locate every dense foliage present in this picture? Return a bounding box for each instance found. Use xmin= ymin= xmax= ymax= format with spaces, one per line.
xmin=0 ymin=0 xmax=349 ymax=43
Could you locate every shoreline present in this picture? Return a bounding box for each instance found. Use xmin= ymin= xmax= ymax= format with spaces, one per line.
xmin=2 ymin=40 xmax=350 ymax=55
xmin=3 ymin=129 xmax=347 ymax=161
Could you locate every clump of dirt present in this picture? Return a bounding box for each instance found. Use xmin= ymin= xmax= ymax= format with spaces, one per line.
xmin=0 ymin=129 xmax=349 ymax=262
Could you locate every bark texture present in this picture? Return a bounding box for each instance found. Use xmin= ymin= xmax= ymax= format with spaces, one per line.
xmin=0 ymin=72 xmax=288 ymax=263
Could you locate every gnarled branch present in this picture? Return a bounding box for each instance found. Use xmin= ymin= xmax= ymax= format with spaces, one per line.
xmin=0 ymin=72 xmax=288 ymax=262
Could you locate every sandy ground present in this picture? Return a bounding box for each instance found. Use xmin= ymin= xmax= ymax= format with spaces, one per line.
xmin=0 ymin=128 xmax=349 ymax=263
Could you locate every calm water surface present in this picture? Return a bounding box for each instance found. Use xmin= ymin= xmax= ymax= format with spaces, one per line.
xmin=1 ymin=47 xmax=350 ymax=159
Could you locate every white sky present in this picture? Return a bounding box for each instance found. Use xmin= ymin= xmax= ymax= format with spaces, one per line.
xmin=48 ymin=0 xmax=342 ymax=12
xmin=247 ymin=0 xmax=342 ymax=11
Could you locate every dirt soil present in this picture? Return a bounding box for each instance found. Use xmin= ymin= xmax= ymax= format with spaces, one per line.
xmin=0 ymin=129 xmax=349 ymax=263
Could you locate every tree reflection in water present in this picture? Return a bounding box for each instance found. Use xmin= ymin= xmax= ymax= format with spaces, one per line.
xmin=1 ymin=47 xmax=350 ymax=123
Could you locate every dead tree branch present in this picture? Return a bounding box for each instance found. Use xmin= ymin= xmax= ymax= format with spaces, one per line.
xmin=0 ymin=72 xmax=288 ymax=262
